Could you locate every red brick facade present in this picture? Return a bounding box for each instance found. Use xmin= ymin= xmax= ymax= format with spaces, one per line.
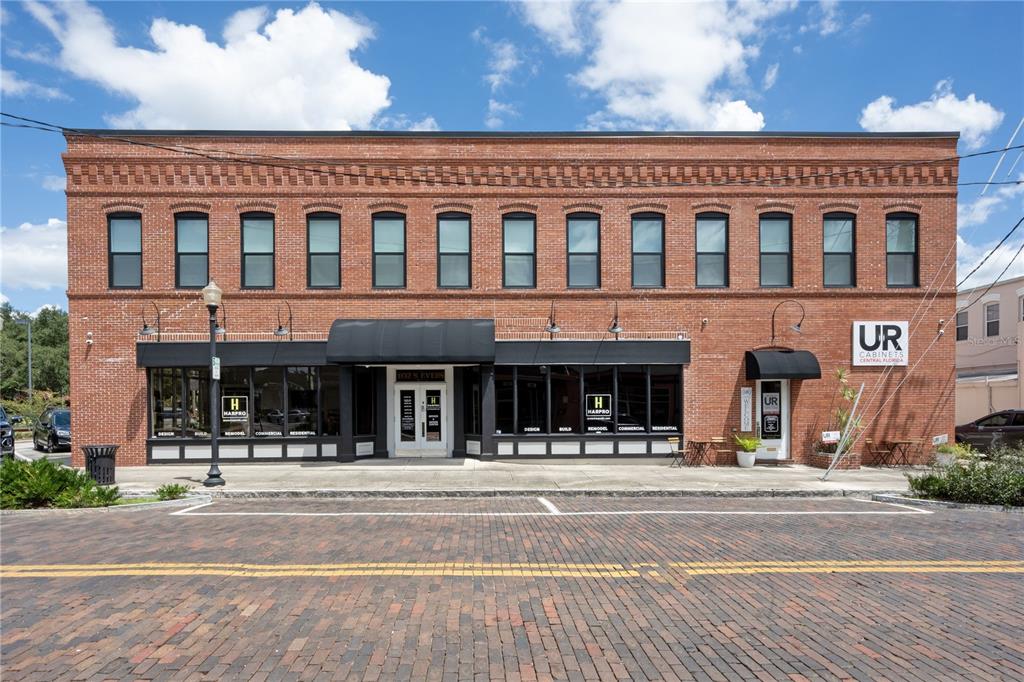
xmin=65 ymin=132 xmax=957 ymax=466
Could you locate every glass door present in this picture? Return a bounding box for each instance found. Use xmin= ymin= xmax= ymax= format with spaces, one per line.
xmin=393 ymin=385 xmax=448 ymax=456
xmin=756 ymin=380 xmax=789 ymax=460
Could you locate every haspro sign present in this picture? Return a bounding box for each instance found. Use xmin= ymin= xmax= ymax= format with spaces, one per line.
xmin=222 ymin=395 xmax=249 ymax=422
xmin=853 ymin=321 xmax=908 ymax=366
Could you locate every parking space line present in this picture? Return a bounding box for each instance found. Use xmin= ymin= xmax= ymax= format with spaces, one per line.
xmin=537 ymin=497 xmax=561 ymax=515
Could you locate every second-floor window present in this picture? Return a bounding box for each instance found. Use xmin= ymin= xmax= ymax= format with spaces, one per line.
xmin=307 ymin=213 xmax=340 ymax=288
xmin=760 ymin=212 xmax=792 ymax=287
xmin=985 ymin=302 xmax=999 ymax=337
xmin=632 ymin=213 xmax=664 ymax=288
xmin=886 ymin=212 xmax=918 ymax=287
xmin=108 ymin=212 xmax=142 ymax=288
xmin=955 ymin=310 xmax=968 ymax=341
xmin=503 ymin=213 xmax=536 ymax=288
xmin=373 ymin=212 xmax=406 ymax=288
xmin=823 ymin=212 xmax=855 ymax=287
xmin=695 ymin=212 xmax=728 ymax=287
xmin=437 ymin=212 xmax=471 ymax=288
xmin=175 ymin=213 xmax=208 ymax=288
xmin=567 ymin=213 xmax=600 ymax=288
xmin=241 ymin=212 xmax=275 ymax=288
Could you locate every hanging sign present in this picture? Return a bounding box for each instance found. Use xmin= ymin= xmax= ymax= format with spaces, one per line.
xmin=585 ymin=394 xmax=612 ymax=420
xmin=221 ymin=396 xmax=248 ymax=422
xmin=853 ymin=321 xmax=909 ymax=366
xmin=740 ymin=387 xmax=752 ymax=432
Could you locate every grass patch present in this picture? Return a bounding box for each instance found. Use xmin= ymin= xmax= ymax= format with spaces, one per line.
xmin=114 ymin=496 xmax=161 ymax=505
xmin=1 ymin=457 xmax=121 ymax=509
xmin=907 ymin=445 xmax=1024 ymax=507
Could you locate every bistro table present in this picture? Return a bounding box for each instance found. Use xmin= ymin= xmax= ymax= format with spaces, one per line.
xmin=884 ymin=440 xmax=915 ymax=467
xmin=685 ymin=440 xmax=713 ymax=466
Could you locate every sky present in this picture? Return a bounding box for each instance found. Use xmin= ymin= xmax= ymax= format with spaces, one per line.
xmin=1 ymin=0 xmax=1022 ymax=315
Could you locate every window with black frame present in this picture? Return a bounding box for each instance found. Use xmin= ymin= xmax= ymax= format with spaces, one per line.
xmin=695 ymin=213 xmax=728 ymax=287
xmin=503 ymin=213 xmax=536 ymax=288
xmin=184 ymin=368 xmax=211 ymax=438
xmin=320 ymin=366 xmax=341 ymax=437
xmin=175 ymin=213 xmax=208 ymax=288
xmin=823 ymin=212 xmax=855 ymax=287
xmin=108 ymin=213 xmax=142 ymax=288
xmin=286 ymin=367 xmax=317 ymax=436
xmin=495 ymin=367 xmax=515 ymax=434
xmin=151 ymin=368 xmax=182 ymax=437
xmin=955 ymin=310 xmax=968 ymax=341
xmin=631 ymin=213 xmax=664 ymax=287
xmin=616 ymin=366 xmax=647 ymax=432
xmin=583 ymin=366 xmax=614 ymax=433
xmin=242 ymin=212 xmax=275 ymax=288
xmin=438 ymin=212 xmax=471 ymax=288
xmin=567 ymin=213 xmax=600 ymax=288
xmin=253 ymin=367 xmax=284 ymax=437
xmin=649 ymin=366 xmax=681 ymax=432
xmin=353 ymin=366 xmax=377 ymax=436
xmin=373 ymin=212 xmax=406 ymax=287
xmin=462 ymin=367 xmax=482 ymax=435
xmin=516 ymin=367 xmax=547 ymax=434
xmin=307 ymin=213 xmax=340 ymax=288
xmin=220 ymin=367 xmax=251 ymax=437
xmin=886 ymin=212 xmax=918 ymax=287
xmin=550 ymin=366 xmax=581 ymax=434
xmin=759 ymin=212 xmax=792 ymax=287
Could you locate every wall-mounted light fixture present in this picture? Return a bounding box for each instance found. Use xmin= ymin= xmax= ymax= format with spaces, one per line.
xmin=544 ymin=302 xmax=560 ymax=339
xmin=139 ymin=302 xmax=161 ymax=342
xmin=85 ymin=331 xmax=93 ymax=346
xmin=608 ymin=302 xmax=624 ymax=339
xmin=769 ymin=299 xmax=805 ymax=346
xmin=274 ymin=301 xmax=293 ymax=340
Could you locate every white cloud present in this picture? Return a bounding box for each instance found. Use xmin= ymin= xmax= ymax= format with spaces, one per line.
xmin=762 ymin=63 xmax=779 ymax=90
xmin=517 ymin=0 xmax=585 ymax=55
xmin=376 ymin=114 xmax=441 ymax=132
xmin=0 ymin=292 xmax=9 ymax=305
xmin=41 ymin=175 xmax=66 ymax=192
xmin=799 ymin=0 xmax=868 ymax=37
xmin=0 ymin=68 xmax=68 ymax=100
xmin=31 ymin=304 xmax=62 ymax=318
xmin=859 ymin=80 xmax=1004 ymax=149
xmin=485 ymin=99 xmax=518 ymax=129
xmin=24 ymin=1 xmax=394 ymax=130
xmin=958 ymin=175 xmax=1024 ymax=228
xmin=472 ymin=29 xmax=522 ymax=92
xmin=0 ymin=218 xmax=68 ymax=291
xmin=569 ymin=0 xmax=797 ymax=131
xmin=957 ymin=235 xmax=1024 ymax=291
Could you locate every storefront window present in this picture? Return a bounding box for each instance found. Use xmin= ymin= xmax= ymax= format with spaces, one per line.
xmin=550 ymin=366 xmax=581 ymax=434
xmin=583 ymin=366 xmax=614 ymax=433
xmin=253 ymin=367 xmax=284 ymax=437
xmin=184 ymin=368 xmax=210 ymax=438
xmin=286 ymin=367 xmax=317 ymax=436
xmin=616 ymin=367 xmax=647 ymax=432
xmin=517 ymin=367 xmax=547 ymax=434
xmin=495 ymin=367 xmax=514 ymax=434
xmin=320 ymin=366 xmax=340 ymax=437
xmin=220 ymin=367 xmax=251 ymax=437
xmin=151 ymin=368 xmax=182 ymax=437
xmin=353 ymin=366 xmax=376 ymax=436
xmin=463 ymin=367 xmax=482 ymax=435
xmin=650 ymin=366 xmax=681 ymax=432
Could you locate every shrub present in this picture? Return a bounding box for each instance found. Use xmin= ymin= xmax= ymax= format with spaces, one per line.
xmin=156 ymin=483 xmax=192 ymax=501
xmin=0 ymin=457 xmax=121 ymax=509
xmin=733 ymin=434 xmax=760 ymax=453
xmin=907 ymin=445 xmax=1024 ymax=507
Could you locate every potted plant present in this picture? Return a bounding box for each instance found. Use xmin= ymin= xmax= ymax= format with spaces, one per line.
xmin=934 ymin=442 xmax=973 ymax=467
xmin=734 ymin=434 xmax=760 ymax=468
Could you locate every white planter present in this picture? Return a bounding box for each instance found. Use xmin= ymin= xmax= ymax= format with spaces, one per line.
xmin=737 ymin=451 xmax=757 ymax=468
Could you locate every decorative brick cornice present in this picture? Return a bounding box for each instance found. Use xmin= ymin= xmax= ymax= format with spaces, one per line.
xmin=755 ymin=200 xmax=796 ymax=212
xmin=433 ymin=201 xmax=473 ymax=213
xmin=562 ymin=202 xmax=603 ymax=213
xmin=235 ymin=199 xmax=277 ymax=212
xmin=368 ymin=200 xmax=409 ymax=212
xmin=691 ymin=201 xmax=732 ymax=212
xmin=498 ymin=202 xmax=539 ymax=213
xmin=101 ymin=200 xmax=144 ymax=214
xmin=169 ymin=201 xmax=213 ymax=213
xmin=302 ymin=201 xmax=344 ymax=213
xmin=818 ymin=201 xmax=859 ymax=213
xmin=627 ymin=202 xmax=668 ymax=213
xmin=883 ymin=200 xmax=924 ymax=213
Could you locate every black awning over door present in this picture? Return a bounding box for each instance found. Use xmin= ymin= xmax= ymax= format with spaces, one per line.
xmin=745 ymin=349 xmax=821 ymax=380
xmin=326 ymin=319 xmax=495 ymax=364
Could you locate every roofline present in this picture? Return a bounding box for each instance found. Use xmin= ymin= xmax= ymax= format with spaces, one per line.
xmin=957 ymin=273 xmax=1024 ymax=295
xmin=66 ymin=129 xmax=961 ymax=140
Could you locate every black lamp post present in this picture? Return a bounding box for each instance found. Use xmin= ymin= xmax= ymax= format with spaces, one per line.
xmin=202 ymin=280 xmax=225 ymax=487
xmin=769 ymin=299 xmax=805 ymax=346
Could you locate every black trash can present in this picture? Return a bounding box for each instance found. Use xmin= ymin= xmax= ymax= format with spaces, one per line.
xmin=82 ymin=444 xmax=118 ymax=485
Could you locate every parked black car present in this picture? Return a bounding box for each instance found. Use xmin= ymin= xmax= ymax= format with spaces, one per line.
xmin=33 ymin=407 xmax=72 ymax=453
xmin=955 ymin=410 xmax=1024 ymax=452
xmin=1 ymin=406 xmax=22 ymax=457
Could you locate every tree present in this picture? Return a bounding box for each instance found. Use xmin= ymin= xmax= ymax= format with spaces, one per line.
xmin=1 ymin=303 xmax=69 ymax=398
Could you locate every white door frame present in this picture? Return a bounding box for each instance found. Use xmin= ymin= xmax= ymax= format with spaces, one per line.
xmin=755 ymin=379 xmax=790 ymax=460
xmin=393 ymin=383 xmax=449 ymax=457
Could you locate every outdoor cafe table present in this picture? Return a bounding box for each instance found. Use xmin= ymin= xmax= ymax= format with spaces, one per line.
xmin=685 ymin=440 xmax=713 ymax=466
xmin=885 ymin=440 xmax=915 ymax=467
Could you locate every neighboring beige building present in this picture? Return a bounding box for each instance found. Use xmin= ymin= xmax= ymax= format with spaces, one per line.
xmin=956 ymin=274 xmax=1024 ymax=424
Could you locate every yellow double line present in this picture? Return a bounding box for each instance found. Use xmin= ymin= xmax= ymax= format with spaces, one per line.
xmin=1 ymin=560 xmax=1020 ymax=579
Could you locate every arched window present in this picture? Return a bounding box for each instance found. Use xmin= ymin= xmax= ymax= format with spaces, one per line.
xmin=823 ymin=212 xmax=855 ymax=288
xmin=567 ymin=212 xmax=600 ymax=288
xmin=372 ymin=211 xmax=406 ymax=288
xmin=886 ymin=212 xmax=918 ymax=287
xmin=759 ymin=212 xmax=792 ymax=288
xmin=108 ymin=212 xmax=142 ymax=288
xmin=695 ymin=212 xmax=728 ymax=288
xmin=437 ymin=211 xmax=471 ymax=288
xmin=502 ymin=212 xmax=536 ymax=288
xmin=175 ymin=212 xmax=208 ymax=288
xmin=307 ymin=212 xmax=340 ymax=288
xmin=631 ymin=212 xmax=664 ymax=288
xmin=241 ymin=211 xmax=275 ymax=288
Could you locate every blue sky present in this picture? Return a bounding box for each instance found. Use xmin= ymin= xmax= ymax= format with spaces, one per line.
xmin=2 ymin=0 xmax=1022 ymax=314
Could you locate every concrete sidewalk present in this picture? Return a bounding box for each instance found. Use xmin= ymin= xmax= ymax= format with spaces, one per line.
xmin=103 ymin=457 xmax=915 ymax=496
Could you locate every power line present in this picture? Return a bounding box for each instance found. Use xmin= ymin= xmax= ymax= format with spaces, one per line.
xmin=2 ymin=111 xmax=1022 ymax=190
xmin=956 ymin=216 xmax=1024 ymax=290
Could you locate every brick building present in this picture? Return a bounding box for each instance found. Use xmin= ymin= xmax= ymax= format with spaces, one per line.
xmin=64 ymin=131 xmax=957 ymax=468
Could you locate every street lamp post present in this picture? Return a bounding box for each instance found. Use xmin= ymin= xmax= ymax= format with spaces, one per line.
xmin=202 ymin=281 xmax=225 ymax=487
xmin=14 ymin=319 xmax=32 ymax=400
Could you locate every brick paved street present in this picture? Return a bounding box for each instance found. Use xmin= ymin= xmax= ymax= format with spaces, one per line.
xmin=2 ymin=497 xmax=1022 ymax=681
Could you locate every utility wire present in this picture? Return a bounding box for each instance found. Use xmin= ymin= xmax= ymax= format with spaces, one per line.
xmin=3 ymin=111 xmax=1023 ymax=190
xmin=956 ymin=216 xmax=1024 ymax=291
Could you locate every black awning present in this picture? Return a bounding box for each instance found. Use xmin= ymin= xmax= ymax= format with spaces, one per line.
xmin=137 ymin=341 xmax=326 ymax=368
xmin=495 ymin=340 xmax=690 ymax=365
xmin=745 ymin=349 xmax=821 ymax=380
xmin=326 ymin=319 xmax=495 ymax=363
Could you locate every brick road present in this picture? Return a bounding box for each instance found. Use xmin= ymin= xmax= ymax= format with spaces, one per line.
xmin=1 ymin=497 xmax=1022 ymax=681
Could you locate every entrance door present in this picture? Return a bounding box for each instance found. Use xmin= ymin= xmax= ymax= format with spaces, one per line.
xmin=755 ymin=379 xmax=790 ymax=460
xmin=394 ymin=384 xmax=448 ymax=457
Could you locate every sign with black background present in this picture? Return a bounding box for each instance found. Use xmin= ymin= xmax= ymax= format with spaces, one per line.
xmin=425 ymin=392 xmax=441 ymax=441
xmin=400 ymin=390 xmax=416 ymax=441
xmin=396 ymin=370 xmax=446 ymax=382
xmin=222 ymin=396 xmax=248 ymax=422
xmin=585 ymin=394 xmax=612 ymax=420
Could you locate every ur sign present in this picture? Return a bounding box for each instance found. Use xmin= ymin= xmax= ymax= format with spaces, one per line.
xmin=852 ymin=321 xmax=909 ymax=366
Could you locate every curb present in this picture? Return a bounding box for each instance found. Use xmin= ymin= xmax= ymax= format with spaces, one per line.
xmin=872 ymin=494 xmax=1023 ymax=514
xmin=0 ymin=494 xmax=212 ymax=516
xmin=158 ymin=488 xmax=911 ymax=499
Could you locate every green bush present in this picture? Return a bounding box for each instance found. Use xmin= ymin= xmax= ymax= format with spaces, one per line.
xmin=733 ymin=434 xmax=761 ymax=452
xmin=0 ymin=457 xmax=121 ymax=509
xmin=907 ymin=445 xmax=1024 ymax=507
xmin=156 ymin=483 xmax=192 ymax=501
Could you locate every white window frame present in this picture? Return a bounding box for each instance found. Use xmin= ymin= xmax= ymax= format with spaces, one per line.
xmin=984 ymin=302 xmax=1000 ymax=337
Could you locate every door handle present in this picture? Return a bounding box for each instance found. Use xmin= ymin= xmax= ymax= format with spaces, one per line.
xmin=421 ymin=422 xmax=425 ymax=437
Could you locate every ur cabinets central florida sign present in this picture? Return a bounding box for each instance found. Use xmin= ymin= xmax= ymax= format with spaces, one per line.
xmin=853 ymin=321 xmax=909 ymax=366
